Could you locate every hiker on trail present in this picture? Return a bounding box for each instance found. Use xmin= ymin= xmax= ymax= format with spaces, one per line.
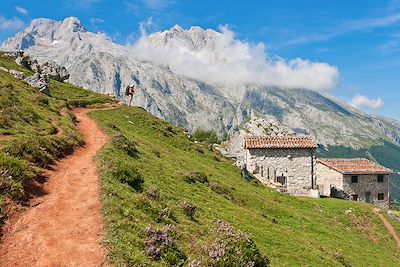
xmin=125 ymin=84 xmax=135 ymax=106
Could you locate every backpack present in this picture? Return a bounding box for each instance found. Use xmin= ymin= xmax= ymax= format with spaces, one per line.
xmin=125 ymin=86 xmax=130 ymax=96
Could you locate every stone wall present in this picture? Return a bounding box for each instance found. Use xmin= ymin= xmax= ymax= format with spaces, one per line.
xmin=315 ymin=163 xmax=343 ymax=196
xmin=245 ymin=148 xmax=314 ymax=195
xmin=342 ymin=174 xmax=389 ymax=209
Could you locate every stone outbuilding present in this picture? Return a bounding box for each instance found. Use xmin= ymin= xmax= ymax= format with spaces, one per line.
xmin=316 ymin=158 xmax=393 ymax=208
xmin=244 ymin=136 xmax=317 ymax=196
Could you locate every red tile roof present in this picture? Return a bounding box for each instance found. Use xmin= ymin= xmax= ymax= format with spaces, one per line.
xmin=317 ymin=158 xmax=393 ymax=175
xmin=244 ymin=136 xmax=317 ymax=149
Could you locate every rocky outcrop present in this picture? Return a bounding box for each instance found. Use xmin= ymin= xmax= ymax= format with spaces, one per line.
xmin=24 ymin=73 xmax=50 ymax=95
xmin=40 ymin=61 xmax=69 ymax=81
xmin=9 ymin=69 xmax=25 ymax=80
xmin=4 ymin=51 xmax=69 ymax=82
xmin=1 ymin=51 xmax=70 ymax=96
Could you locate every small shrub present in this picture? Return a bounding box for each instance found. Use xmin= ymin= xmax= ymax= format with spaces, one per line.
xmin=333 ymin=252 xmax=351 ymax=267
xmin=144 ymin=225 xmax=186 ymax=265
xmin=152 ymin=150 xmax=161 ymax=158
xmin=157 ymin=207 xmax=175 ymax=222
xmin=189 ymin=220 xmax=269 ymax=267
xmin=209 ymin=181 xmax=231 ymax=197
xmin=180 ymin=201 xmax=196 ymax=219
xmin=147 ymin=187 xmax=160 ymax=200
xmin=107 ymin=123 xmax=120 ymax=131
xmin=113 ymin=168 xmax=144 ymax=192
xmin=192 ymin=129 xmax=221 ymax=144
xmin=195 ymin=147 xmax=204 ymax=154
xmin=112 ymin=133 xmax=139 ymax=158
xmin=183 ymin=172 xmax=209 ymax=185
xmin=165 ymin=125 xmax=175 ymax=134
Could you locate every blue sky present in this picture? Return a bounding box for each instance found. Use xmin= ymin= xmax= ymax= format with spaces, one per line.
xmin=1 ymin=0 xmax=400 ymax=120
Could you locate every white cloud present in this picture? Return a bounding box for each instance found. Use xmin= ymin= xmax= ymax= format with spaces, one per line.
xmin=0 ymin=16 xmax=24 ymax=31
xmin=15 ymin=6 xmax=28 ymax=16
xmin=126 ymin=25 xmax=339 ymax=92
xmin=348 ymin=95 xmax=384 ymax=110
xmin=139 ymin=17 xmax=153 ymax=35
xmin=90 ymin=17 xmax=105 ymax=25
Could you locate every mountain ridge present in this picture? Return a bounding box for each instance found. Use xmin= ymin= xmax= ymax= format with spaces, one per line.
xmin=2 ymin=17 xmax=400 ymax=151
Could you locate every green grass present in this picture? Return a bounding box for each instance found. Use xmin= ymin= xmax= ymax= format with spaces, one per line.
xmin=50 ymin=80 xmax=114 ymax=107
xmin=91 ymin=107 xmax=400 ymax=267
xmin=0 ymin=53 xmax=114 ymax=231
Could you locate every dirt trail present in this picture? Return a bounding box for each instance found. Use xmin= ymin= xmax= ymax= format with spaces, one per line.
xmin=0 ymin=108 xmax=109 ymax=267
xmin=373 ymin=208 xmax=400 ymax=250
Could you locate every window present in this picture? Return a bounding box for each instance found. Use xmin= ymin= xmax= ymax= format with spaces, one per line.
xmin=277 ymin=175 xmax=287 ymax=186
xmin=351 ymin=175 xmax=358 ymax=183
xmin=365 ymin=191 xmax=373 ymax=204
xmin=378 ymin=175 xmax=384 ymax=183
xmin=378 ymin=193 xmax=385 ymax=200
xmin=352 ymin=194 xmax=358 ymax=201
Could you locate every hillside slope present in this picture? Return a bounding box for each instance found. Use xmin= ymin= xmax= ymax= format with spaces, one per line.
xmin=0 ymin=53 xmax=113 ymax=230
xmin=91 ymin=107 xmax=400 ymax=266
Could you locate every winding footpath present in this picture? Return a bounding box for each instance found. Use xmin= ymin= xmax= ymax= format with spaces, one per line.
xmin=0 ymin=108 xmax=109 ymax=267
xmin=373 ymin=208 xmax=400 ymax=250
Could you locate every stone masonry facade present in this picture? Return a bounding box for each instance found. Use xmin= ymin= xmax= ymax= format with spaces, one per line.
xmin=342 ymin=174 xmax=389 ymax=209
xmin=316 ymin=163 xmax=343 ymax=196
xmin=246 ymin=148 xmax=315 ymax=196
xmin=316 ymin=161 xmax=390 ymax=209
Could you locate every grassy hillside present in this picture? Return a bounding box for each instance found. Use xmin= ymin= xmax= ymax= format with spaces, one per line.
xmin=2 ymin=51 xmax=400 ymax=266
xmin=91 ymin=107 xmax=400 ymax=267
xmin=0 ymin=53 xmax=114 ymax=231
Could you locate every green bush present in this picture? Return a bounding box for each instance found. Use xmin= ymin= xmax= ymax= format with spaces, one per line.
xmin=192 ymin=129 xmax=221 ymax=144
xmin=180 ymin=201 xmax=196 ymax=219
xmin=112 ymin=133 xmax=139 ymax=158
xmin=113 ymin=167 xmax=144 ymax=192
xmin=182 ymin=171 xmax=209 ymax=184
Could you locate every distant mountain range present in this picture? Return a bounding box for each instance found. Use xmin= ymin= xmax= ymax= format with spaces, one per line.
xmin=2 ymin=17 xmax=400 ymax=178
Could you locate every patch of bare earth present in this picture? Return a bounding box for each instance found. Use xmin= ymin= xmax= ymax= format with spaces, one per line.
xmin=0 ymin=108 xmax=109 ymax=267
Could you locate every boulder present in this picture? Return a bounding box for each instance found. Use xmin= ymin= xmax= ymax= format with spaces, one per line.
xmin=40 ymin=61 xmax=70 ymax=81
xmin=24 ymin=73 xmax=50 ymax=95
xmin=15 ymin=52 xmax=30 ymax=69
xmin=3 ymin=51 xmax=19 ymax=59
xmin=30 ymin=59 xmax=41 ymax=73
xmin=9 ymin=69 xmax=26 ymax=80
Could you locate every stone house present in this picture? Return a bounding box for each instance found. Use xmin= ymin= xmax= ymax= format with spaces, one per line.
xmin=244 ymin=136 xmax=317 ymax=196
xmin=316 ymin=158 xmax=393 ymax=208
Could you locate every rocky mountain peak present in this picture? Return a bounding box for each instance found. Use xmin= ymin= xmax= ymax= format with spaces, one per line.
xmin=58 ymin=17 xmax=86 ymax=33
xmin=1 ymin=17 xmax=87 ymax=51
xmin=147 ymin=24 xmax=220 ymax=51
